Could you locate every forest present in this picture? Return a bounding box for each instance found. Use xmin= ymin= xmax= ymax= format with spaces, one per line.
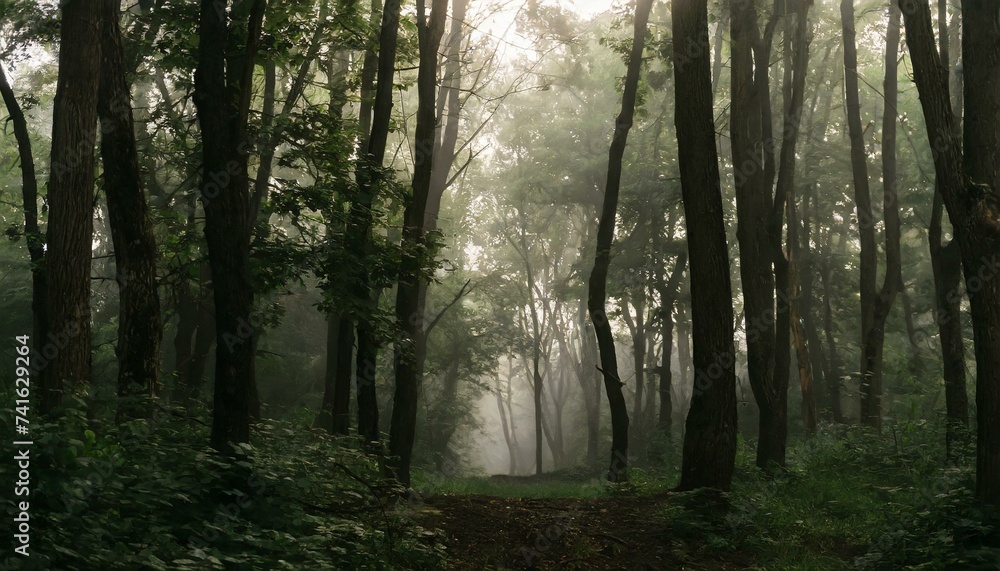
xmin=1 ymin=0 xmax=999 ymax=568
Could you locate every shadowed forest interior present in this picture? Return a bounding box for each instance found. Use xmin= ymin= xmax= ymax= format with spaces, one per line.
xmin=1 ymin=0 xmax=1000 ymax=568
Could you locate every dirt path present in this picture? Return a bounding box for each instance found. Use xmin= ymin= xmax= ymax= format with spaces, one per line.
xmin=417 ymin=491 xmax=750 ymax=570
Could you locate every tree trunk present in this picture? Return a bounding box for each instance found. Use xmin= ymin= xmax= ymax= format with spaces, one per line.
xmin=656 ymin=252 xmax=687 ymax=450
xmin=0 ymin=66 xmax=47 ymax=376
xmin=857 ymin=2 xmax=902 ymax=433
xmin=98 ymin=0 xmax=162 ymax=417
xmin=959 ymin=0 xmax=1000 ymax=508
xmin=731 ymin=0 xmax=778 ymax=468
xmin=388 ymin=0 xmax=449 ymax=487
xmin=192 ymin=0 xmax=265 ymax=452
xmin=351 ymin=0 xmax=401 ymax=446
xmin=928 ymin=0 xmax=969 ymax=461
xmin=673 ymin=0 xmax=738 ymax=492
xmin=40 ymin=0 xmax=102 ymax=414
xmin=587 ymin=0 xmax=653 ymax=483
xmin=898 ymin=0 xmax=1000 ymax=509
xmin=841 ymin=0 xmax=880 ymax=428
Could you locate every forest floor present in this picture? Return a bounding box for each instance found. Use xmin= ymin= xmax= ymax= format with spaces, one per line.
xmin=414 ymin=473 xmax=861 ymax=570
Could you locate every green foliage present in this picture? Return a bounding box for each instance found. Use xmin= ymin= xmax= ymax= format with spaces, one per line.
xmin=0 ymin=395 xmax=444 ymax=570
xmin=651 ymin=426 xmax=999 ymax=569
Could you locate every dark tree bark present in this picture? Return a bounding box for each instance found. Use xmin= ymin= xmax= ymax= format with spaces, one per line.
xmin=0 ymin=66 xmax=46 ymax=370
xmin=857 ymin=2 xmax=902 ymax=433
xmin=730 ymin=0 xmax=780 ymax=467
xmin=351 ymin=0 xmax=401 ymax=445
xmin=769 ymin=0 xmax=811 ymax=455
xmin=192 ymin=0 xmax=265 ymax=451
xmin=930 ymin=0 xmax=969 ymax=459
xmin=841 ymin=0 xmax=880 ymax=428
xmin=98 ymin=0 xmax=162 ymax=416
xmin=40 ymin=0 xmax=102 ymax=414
xmin=316 ymin=49 xmax=352 ymax=433
xmin=673 ymin=0 xmax=738 ymax=492
xmin=587 ymin=0 xmax=654 ymax=483
xmin=898 ymin=0 xmax=1000 ymax=508
xmin=731 ymin=0 xmax=809 ymax=469
xmin=388 ymin=0 xmax=449 ymax=487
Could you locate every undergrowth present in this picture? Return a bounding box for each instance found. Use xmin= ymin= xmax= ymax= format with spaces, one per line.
xmin=653 ymin=424 xmax=1000 ymax=570
xmin=0 ymin=394 xmax=445 ymax=570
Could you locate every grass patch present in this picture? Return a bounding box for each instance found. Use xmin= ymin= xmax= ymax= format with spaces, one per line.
xmin=413 ymin=467 xmax=607 ymax=499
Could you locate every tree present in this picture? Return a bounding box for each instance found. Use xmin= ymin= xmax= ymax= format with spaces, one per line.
xmin=350 ymin=0 xmax=401 ymax=444
xmin=98 ymin=0 xmax=162 ymax=415
xmin=192 ymin=0 xmax=266 ymax=451
xmin=388 ymin=0 xmax=449 ymax=487
xmin=855 ymin=2 xmax=902 ymax=432
xmin=673 ymin=0 xmax=738 ymax=492
xmin=930 ymin=0 xmax=968 ymax=459
xmin=586 ymin=0 xmax=654 ymax=483
xmin=898 ymin=0 xmax=1000 ymax=508
xmin=0 ymin=66 xmax=45 ymax=372
xmin=40 ymin=0 xmax=103 ymax=414
xmin=730 ymin=0 xmax=812 ymax=468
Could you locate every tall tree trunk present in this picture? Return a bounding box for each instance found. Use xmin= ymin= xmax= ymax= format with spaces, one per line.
xmin=40 ymin=0 xmax=102 ymax=414
xmin=388 ymin=0 xmax=449 ymax=487
xmin=587 ymin=0 xmax=653 ymax=483
xmin=898 ymin=0 xmax=1000 ymax=509
xmin=769 ymin=0 xmax=811 ymax=460
xmin=841 ymin=0 xmax=880 ymax=428
xmin=352 ymin=0 xmax=400 ymax=446
xmin=959 ymin=0 xmax=1000 ymax=508
xmin=193 ymin=0 xmax=265 ymax=451
xmin=673 ymin=0 xmax=738 ymax=492
xmin=0 ymin=66 xmax=46 ymax=374
xmin=98 ymin=0 xmax=162 ymax=417
xmin=731 ymin=0 xmax=779 ymax=469
xmin=785 ymin=13 xmax=818 ymax=431
xmin=857 ymin=2 xmax=902 ymax=433
xmin=930 ymin=0 xmax=969 ymax=461
xmin=412 ymin=0 xmax=469 ymax=445
xmin=316 ymin=49 xmax=353 ymax=432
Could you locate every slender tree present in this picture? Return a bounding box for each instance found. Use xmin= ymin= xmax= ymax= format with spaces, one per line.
xmin=98 ymin=0 xmax=162 ymax=415
xmin=0 ymin=67 xmax=46 ymax=368
xmin=349 ymin=0 xmax=401 ymax=444
xmin=587 ymin=0 xmax=654 ymax=483
xmin=856 ymin=2 xmax=903 ymax=432
xmin=388 ymin=0 xmax=449 ymax=487
xmin=192 ymin=0 xmax=266 ymax=451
